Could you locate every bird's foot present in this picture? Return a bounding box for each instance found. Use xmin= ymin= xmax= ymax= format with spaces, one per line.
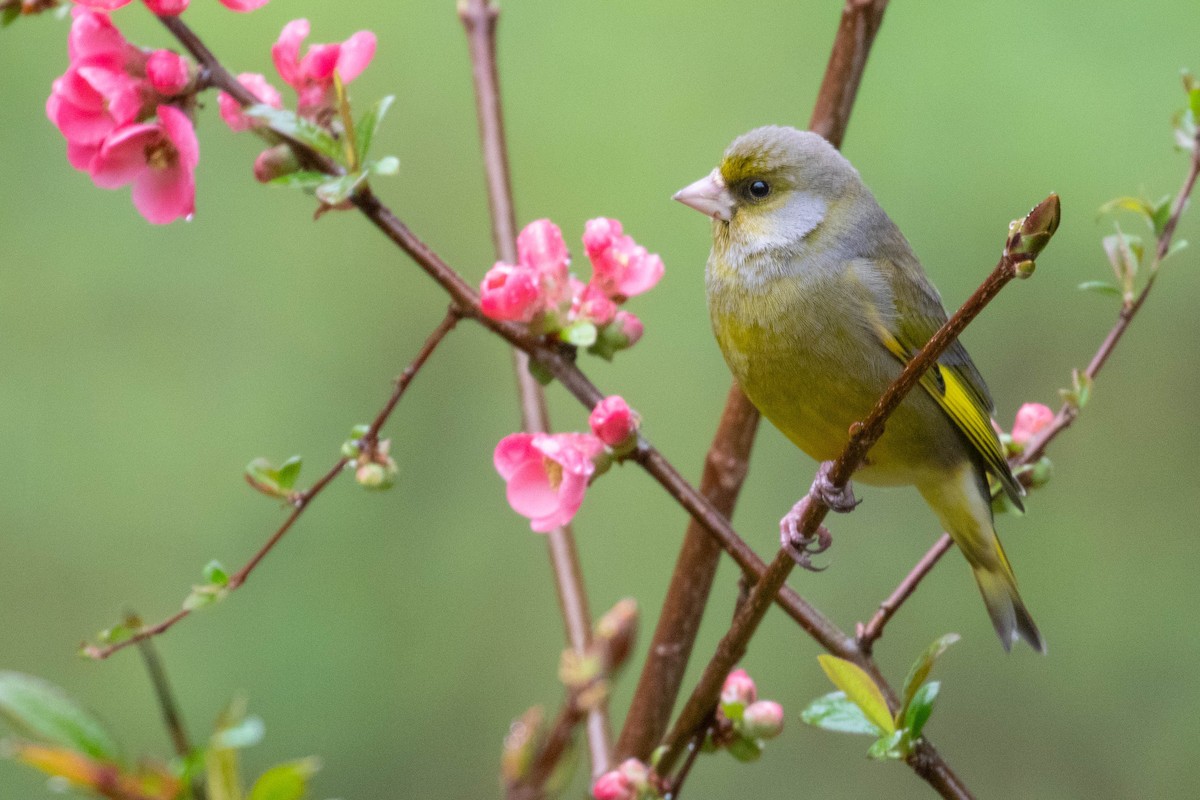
xmin=779 ymin=496 xmax=833 ymax=572
xmin=811 ymin=460 xmax=860 ymax=513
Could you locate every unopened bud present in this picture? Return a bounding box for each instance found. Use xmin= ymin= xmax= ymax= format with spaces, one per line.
xmin=146 ymin=50 xmax=192 ymax=95
xmin=720 ymin=668 xmax=757 ymax=712
xmin=726 ymin=735 xmax=763 ymax=763
xmin=1008 ymin=193 xmax=1061 ymax=260
xmin=254 ymin=144 xmax=301 ymax=183
xmin=594 ymin=598 xmax=638 ymax=672
xmin=740 ymin=700 xmax=785 ymax=740
xmin=589 ymin=396 xmax=638 ymax=449
xmin=355 ymin=459 xmax=396 ymax=490
xmin=501 ymin=707 xmax=543 ymax=784
xmin=1014 ymin=259 xmax=1036 ymax=279
xmin=592 ymin=770 xmax=635 ymax=800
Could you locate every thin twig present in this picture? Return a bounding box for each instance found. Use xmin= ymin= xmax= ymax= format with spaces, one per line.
xmin=132 ymin=623 xmax=207 ymax=800
xmin=83 ymin=309 xmax=460 ymax=659
xmin=616 ymin=0 xmax=890 ymax=761
xmin=458 ymin=0 xmax=610 ymax=777
xmin=656 ymin=196 xmax=1058 ymax=783
xmin=858 ymin=127 xmax=1200 ymax=652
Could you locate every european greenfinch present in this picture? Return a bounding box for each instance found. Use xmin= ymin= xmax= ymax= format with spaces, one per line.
xmin=674 ymin=126 xmax=1044 ymax=652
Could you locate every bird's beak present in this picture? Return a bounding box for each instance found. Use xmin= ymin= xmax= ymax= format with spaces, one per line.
xmin=673 ymin=169 xmax=734 ymax=222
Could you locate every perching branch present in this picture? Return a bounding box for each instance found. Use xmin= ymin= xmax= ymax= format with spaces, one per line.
xmin=858 ymin=123 xmax=1200 ymax=652
xmin=458 ymin=0 xmax=611 ymax=777
xmin=656 ymin=195 xmax=1060 ymax=794
xmin=83 ymin=308 xmax=461 ymax=659
xmin=616 ymin=0 xmax=891 ymax=761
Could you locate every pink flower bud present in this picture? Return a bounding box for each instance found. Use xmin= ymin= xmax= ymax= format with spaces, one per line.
xmin=721 ymin=668 xmax=757 ymax=708
xmin=253 ymin=144 xmax=300 ymax=183
xmin=143 ymin=0 xmax=189 ymax=15
xmin=217 ymin=0 xmax=269 ymax=10
xmin=494 ymin=433 xmax=606 ymax=533
xmin=518 ymin=219 xmax=570 ymax=282
xmin=591 ymin=771 xmax=634 ymax=800
xmin=145 ymin=50 xmax=191 ymax=95
xmin=616 ymin=758 xmax=650 ymax=788
xmin=572 ymin=282 xmax=618 ymax=327
xmin=1011 ymin=402 xmax=1054 ymax=446
xmin=480 ymin=263 xmax=543 ymax=323
xmin=741 ymin=700 xmax=784 ymax=740
xmin=219 ymin=72 xmax=283 ymax=132
xmin=584 ymin=217 xmax=664 ymax=300
xmin=611 ymin=311 xmax=643 ymax=348
xmin=589 ymin=396 xmax=637 ymax=448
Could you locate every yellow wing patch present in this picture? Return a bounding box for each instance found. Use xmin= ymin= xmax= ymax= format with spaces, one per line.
xmin=877 ymin=330 xmax=1024 ymax=508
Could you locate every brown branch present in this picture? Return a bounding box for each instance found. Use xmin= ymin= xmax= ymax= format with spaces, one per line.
xmin=616 ymin=0 xmax=890 ymax=761
xmin=83 ymin=309 xmax=460 ymax=659
xmin=132 ymin=623 xmax=207 ymax=800
xmin=656 ymin=196 xmax=1059 ymax=788
xmin=458 ymin=0 xmax=610 ymax=777
xmin=859 ymin=126 xmax=1200 ymax=652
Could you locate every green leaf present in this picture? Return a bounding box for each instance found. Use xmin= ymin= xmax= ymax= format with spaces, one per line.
xmin=903 ymin=681 xmax=940 ymax=740
xmin=248 ymin=758 xmax=321 ymax=800
xmin=0 ymin=672 xmax=121 ymax=762
xmin=212 ymin=716 xmax=265 ymax=751
xmin=203 ymin=560 xmax=230 ymax=587
xmin=1151 ymin=195 xmax=1174 ymax=238
xmin=900 ymin=633 xmax=960 ymax=716
xmin=355 ymin=95 xmax=394 ymax=161
xmin=1163 ymin=239 xmax=1189 ymax=264
xmin=268 ymin=171 xmax=329 ymax=191
xmin=866 ymin=729 xmax=906 ymax=761
xmin=726 ymin=735 xmax=763 ymax=762
xmin=559 ymin=321 xmax=598 ymax=348
xmin=1 ymin=6 xmax=20 ymax=26
xmin=1076 ymin=280 xmax=1121 ymax=297
xmin=276 ymin=456 xmax=302 ymax=491
xmin=315 ymin=170 xmax=369 ymax=206
xmin=207 ymin=744 xmax=243 ymax=800
xmin=368 ymin=156 xmax=400 ymax=177
xmin=1098 ymin=196 xmax=1154 ymax=223
xmin=816 ymin=655 xmax=895 ymax=735
xmin=800 ymin=691 xmax=882 ymax=736
xmin=243 ymin=106 xmax=343 ymax=162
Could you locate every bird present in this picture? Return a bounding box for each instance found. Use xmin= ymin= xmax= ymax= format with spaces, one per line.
xmin=673 ymin=125 xmax=1045 ymax=652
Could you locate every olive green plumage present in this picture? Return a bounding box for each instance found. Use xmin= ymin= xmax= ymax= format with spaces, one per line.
xmin=676 ymin=125 xmax=1044 ymax=652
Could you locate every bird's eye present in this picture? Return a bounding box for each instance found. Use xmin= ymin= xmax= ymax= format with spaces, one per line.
xmin=748 ymin=180 xmax=771 ymax=199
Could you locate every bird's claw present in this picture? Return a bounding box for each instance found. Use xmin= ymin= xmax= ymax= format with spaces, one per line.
xmin=779 ymin=496 xmax=833 ymax=572
xmin=812 ymin=461 xmax=860 ymax=513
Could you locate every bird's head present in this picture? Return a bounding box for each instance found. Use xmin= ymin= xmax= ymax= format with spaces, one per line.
xmin=674 ymin=126 xmax=859 ymax=255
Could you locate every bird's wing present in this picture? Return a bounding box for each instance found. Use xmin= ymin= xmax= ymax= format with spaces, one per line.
xmin=870 ymin=255 xmax=1025 ymax=509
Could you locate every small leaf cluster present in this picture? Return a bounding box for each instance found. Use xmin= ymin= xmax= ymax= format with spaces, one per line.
xmin=247 ymin=92 xmax=398 ymax=209
xmin=0 ymin=672 xmax=328 ymax=800
xmin=801 ymin=634 xmax=958 ymax=761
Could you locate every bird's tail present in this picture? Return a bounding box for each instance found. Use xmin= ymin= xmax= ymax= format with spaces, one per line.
xmin=919 ymin=464 xmax=1046 ymax=654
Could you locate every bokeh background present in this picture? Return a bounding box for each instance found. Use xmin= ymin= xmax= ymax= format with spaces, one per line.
xmin=2 ymin=1 xmax=1199 ymax=798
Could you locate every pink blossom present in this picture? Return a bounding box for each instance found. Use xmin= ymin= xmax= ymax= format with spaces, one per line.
xmin=272 ymin=19 xmax=376 ymax=114
xmin=142 ymin=0 xmax=188 ymax=14
xmin=609 ymin=311 xmax=643 ymax=348
xmin=591 ymin=771 xmax=635 ymax=800
xmin=145 ymin=50 xmax=190 ymax=95
xmin=494 ymin=433 xmax=605 ymax=533
xmin=571 ymin=280 xmax=618 ymax=327
xmin=720 ymin=668 xmax=757 ymax=708
xmin=518 ymin=218 xmax=571 ymax=286
xmin=741 ymin=700 xmax=785 ymax=740
xmin=47 ymin=9 xmax=148 ymax=170
xmin=1011 ymin=402 xmax=1055 ymax=446
xmin=89 ymin=104 xmax=198 ymax=224
xmin=218 ymin=72 xmax=283 ymax=132
xmin=583 ymin=217 xmax=664 ymax=299
xmin=480 ymin=263 xmax=542 ymax=322
xmin=217 ymin=0 xmax=268 ymax=10
xmin=72 ymin=0 xmax=267 ymax=11
xmin=589 ymin=396 xmax=637 ymax=447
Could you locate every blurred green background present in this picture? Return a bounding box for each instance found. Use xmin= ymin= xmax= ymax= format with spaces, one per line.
xmin=2 ymin=1 xmax=1199 ymax=798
